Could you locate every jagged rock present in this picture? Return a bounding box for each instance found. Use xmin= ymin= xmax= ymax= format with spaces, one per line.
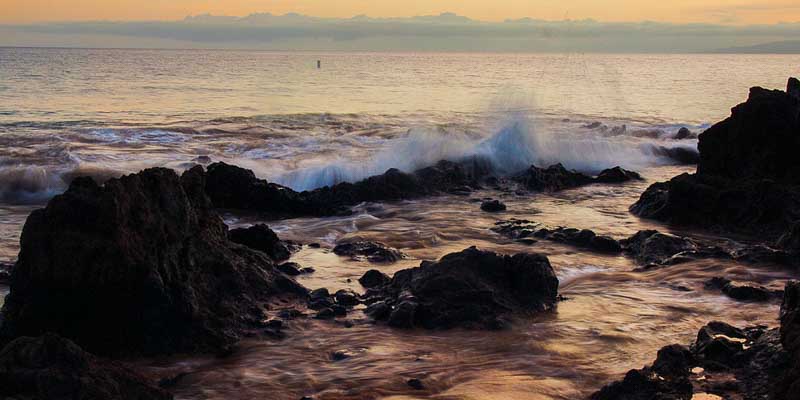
xmin=594 ymin=166 xmax=643 ymax=183
xmin=705 ymin=277 xmax=777 ymax=302
xmin=493 ymin=220 xmax=622 ymax=253
xmin=277 ymin=262 xmax=302 ymax=276
xmin=674 ymin=127 xmax=695 ymax=140
xmin=590 ymin=345 xmax=693 ymax=400
xmin=203 ymin=160 xmax=489 ymax=218
xmin=0 ymin=167 xmax=306 ymax=356
xmin=333 ymin=241 xmax=404 ymax=263
xmin=513 ymin=164 xmax=594 ymax=191
xmin=621 ymin=230 xmax=699 ymax=265
xmin=0 ymin=262 xmax=11 ymax=284
xmin=632 ymin=78 xmax=800 ymax=239
xmin=334 ymin=289 xmax=360 ymax=307
xmin=358 ymin=269 xmax=390 ymax=288
xmin=777 ymin=280 xmax=800 ymax=399
xmin=0 ymin=333 xmax=172 ymax=400
xmin=363 ymin=247 xmax=558 ymax=330
xmin=480 ymin=199 xmax=506 ymax=212
xmin=228 ymin=224 xmax=294 ymax=261
xmin=653 ymin=146 xmax=700 ymax=165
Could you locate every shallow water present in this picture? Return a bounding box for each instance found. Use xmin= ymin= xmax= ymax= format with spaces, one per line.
xmin=133 ymin=165 xmax=791 ymax=400
xmin=0 ymin=49 xmax=798 ymax=398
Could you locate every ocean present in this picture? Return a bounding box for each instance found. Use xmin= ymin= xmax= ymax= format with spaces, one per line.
xmin=0 ymin=47 xmax=798 ymax=399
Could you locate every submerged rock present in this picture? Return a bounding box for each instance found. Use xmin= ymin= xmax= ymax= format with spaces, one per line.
xmin=513 ymin=164 xmax=643 ymax=192
xmin=594 ymin=166 xmax=643 ymax=183
xmin=0 ymin=333 xmax=172 ymax=400
xmin=0 ymin=167 xmax=306 ymax=356
xmin=228 ymin=224 xmax=295 ymax=261
xmin=493 ymin=220 xmax=622 ymax=254
xmin=620 ymin=230 xmax=698 ymax=265
xmin=333 ymin=241 xmax=404 ymax=263
xmin=632 ymin=78 xmax=800 ymax=239
xmin=674 ymin=127 xmax=695 ymax=140
xmin=705 ymin=277 xmax=778 ymax=302
xmin=363 ymin=246 xmax=558 ymax=330
xmin=480 ymin=199 xmax=507 ymax=212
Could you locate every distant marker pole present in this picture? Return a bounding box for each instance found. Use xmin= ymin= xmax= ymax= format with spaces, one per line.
xmin=317 ymin=60 xmax=321 ymax=69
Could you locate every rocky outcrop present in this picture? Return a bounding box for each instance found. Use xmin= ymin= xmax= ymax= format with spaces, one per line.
xmin=777 ymin=280 xmax=800 ymax=399
xmin=228 ymin=224 xmax=296 ymax=261
xmin=591 ymin=322 xmax=789 ymax=400
xmin=480 ymin=199 xmax=506 ymax=212
xmin=362 ymin=247 xmax=558 ymax=330
xmin=0 ymin=262 xmax=11 ymax=284
xmin=594 ymin=167 xmax=643 ymax=183
xmin=0 ymin=333 xmax=172 ymax=400
xmin=493 ymin=220 xmax=622 ymax=253
xmin=359 ymin=269 xmax=390 ymax=288
xmin=704 ymin=277 xmax=780 ymax=302
xmin=203 ymin=159 xmax=490 ymax=218
xmin=632 ymin=78 xmax=800 ymax=239
xmin=333 ymin=241 xmax=404 ymax=263
xmin=513 ymin=164 xmax=642 ymax=192
xmin=0 ymin=167 xmax=306 ymax=357
xmin=620 ymin=230 xmax=701 ymax=265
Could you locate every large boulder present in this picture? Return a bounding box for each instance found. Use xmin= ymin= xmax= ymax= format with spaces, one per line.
xmin=228 ymin=224 xmax=294 ymax=261
xmin=363 ymin=246 xmax=558 ymax=329
xmin=590 ymin=345 xmax=693 ymax=400
xmin=620 ymin=230 xmax=698 ymax=265
xmin=698 ymin=83 xmax=800 ymax=183
xmin=0 ymin=167 xmax=306 ymax=356
xmin=631 ymin=78 xmax=800 ymax=239
xmin=0 ymin=333 xmax=172 ymax=400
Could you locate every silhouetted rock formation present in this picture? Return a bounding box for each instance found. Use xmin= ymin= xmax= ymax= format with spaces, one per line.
xmin=0 ymin=167 xmax=306 ymax=357
xmin=480 ymin=199 xmax=507 ymax=212
xmin=777 ymin=280 xmax=800 ymax=399
xmin=0 ymin=333 xmax=172 ymax=400
xmin=228 ymin=224 xmax=295 ymax=261
xmin=704 ymin=277 xmax=780 ymax=302
xmin=493 ymin=220 xmax=622 ymax=253
xmin=362 ymin=246 xmax=558 ymax=329
xmin=333 ymin=241 xmax=404 ymax=263
xmin=632 ymin=78 xmax=800 ymax=239
xmin=203 ymin=159 xmax=490 ymax=218
xmin=591 ymin=317 xmax=790 ymax=400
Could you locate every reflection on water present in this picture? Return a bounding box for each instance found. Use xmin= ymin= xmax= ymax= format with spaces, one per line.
xmin=132 ymin=165 xmax=792 ymax=400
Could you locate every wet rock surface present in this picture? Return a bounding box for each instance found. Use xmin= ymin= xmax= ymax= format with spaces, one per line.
xmin=632 ymin=78 xmax=800 ymax=239
xmin=228 ymin=224 xmax=296 ymax=261
xmin=0 ymin=167 xmax=307 ymax=357
xmin=0 ymin=333 xmax=172 ymax=400
xmin=620 ymin=230 xmax=701 ymax=265
xmin=493 ymin=220 xmax=622 ymax=254
xmin=512 ymin=164 xmax=641 ymax=192
xmin=480 ymin=199 xmax=506 ymax=212
xmin=358 ymin=269 xmax=391 ymax=288
xmin=593 ymin=281 xmax=800 ymax=400
xmin=362 ymin=246 xmax=559 ymax=330
xmin=0 ymin=262 xmax=11 ymax=284
xmin=705 ymin=277 xmax=780 ymax=302
xmin=333 ymin=241 xmax=404 ymax=263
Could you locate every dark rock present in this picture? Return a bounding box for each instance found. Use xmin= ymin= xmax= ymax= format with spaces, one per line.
xmin=594 ymin=166 xmax=643 ymax=183
xmin=777 ymin=222 xmax=800 ymax=252
xmin=674 ymin=127 xmax=695 ymax=140
xmin=203 ymin=159 xmax=489 ymax=219
xmin=334 ymin=289 xmax=360 ymax=307
xmin=359 ymin=269 xmax=391 ymax=288
xmin=300 ymin=267 xmax=315 ymax=274
xmin=365 ymin=301 xmax=391 ymax=320
xmin=652 ymin=146 xmax=700 ymax=164
xmin=590 ymin=345 xmax=693 ymax=400
xmin=0 ymin=167 xmax=306 ymax=356
xmin=494 ymin=220 xmax=622 ymax=254
xmin=633 ymin=78 xmax=800 ymax=239
xmin=333 ymin=241 xmax=404 ymax=263
xmin=0 ymin=262 xmax=11 ymax=284
xmin=314 ymin=308 xmax=336 ymax=320
xmin=513 ymin=163 xmax=593 ymax=192
xmin=480 ymin=199 xmax=507 ymax=212
xmin=365 ymin=246 xmax=558 ymax=329
xmin=621 ymin=230 xmax=698 ymax=265
xmin=277 ymin=262 xmax=302 ymax=276
xmin=331 ymin=304 xmax=348 ymax=316
xmin=705 ymin=277 xmax=776 ymax=302
xmin=0 ymin=333 xmax=172 ymax=400
xmin=777 ymin=280 xmax=800 ymax=399
xmin=407 ymin=378 xmax=425 ymax=390
xmin=229 ymin=224 xmax=294 ymax=261
xmin=330 ymin=350 xmax=354 ymax=361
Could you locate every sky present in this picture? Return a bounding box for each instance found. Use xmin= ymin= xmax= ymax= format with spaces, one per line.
xmin=2 ymin=1 xmax=800 ymax=52
xmin=3 ymin=0 xmax=800 ymax=25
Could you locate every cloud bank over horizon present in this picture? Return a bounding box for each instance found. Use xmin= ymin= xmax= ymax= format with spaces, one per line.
xmin=2 ymin=12 xmax=800 ymax=53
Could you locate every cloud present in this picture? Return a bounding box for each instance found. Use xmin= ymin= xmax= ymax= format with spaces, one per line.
xmin=2 ymin=12 xmax=800 ymax=52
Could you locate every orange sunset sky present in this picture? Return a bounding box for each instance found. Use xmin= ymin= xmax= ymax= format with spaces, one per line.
xmin=2 ymin=0 xmax=800 ymax=24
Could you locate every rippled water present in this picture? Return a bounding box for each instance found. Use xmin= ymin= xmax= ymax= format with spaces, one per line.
xmin=1 ymin=48 xmax=799 ymax=399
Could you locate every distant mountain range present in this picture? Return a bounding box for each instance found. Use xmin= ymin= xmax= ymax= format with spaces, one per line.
xmin=712 ymin=40 xmax=800 ymax=54
xmin=2 ymin=12 xmax=800 ymax=53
